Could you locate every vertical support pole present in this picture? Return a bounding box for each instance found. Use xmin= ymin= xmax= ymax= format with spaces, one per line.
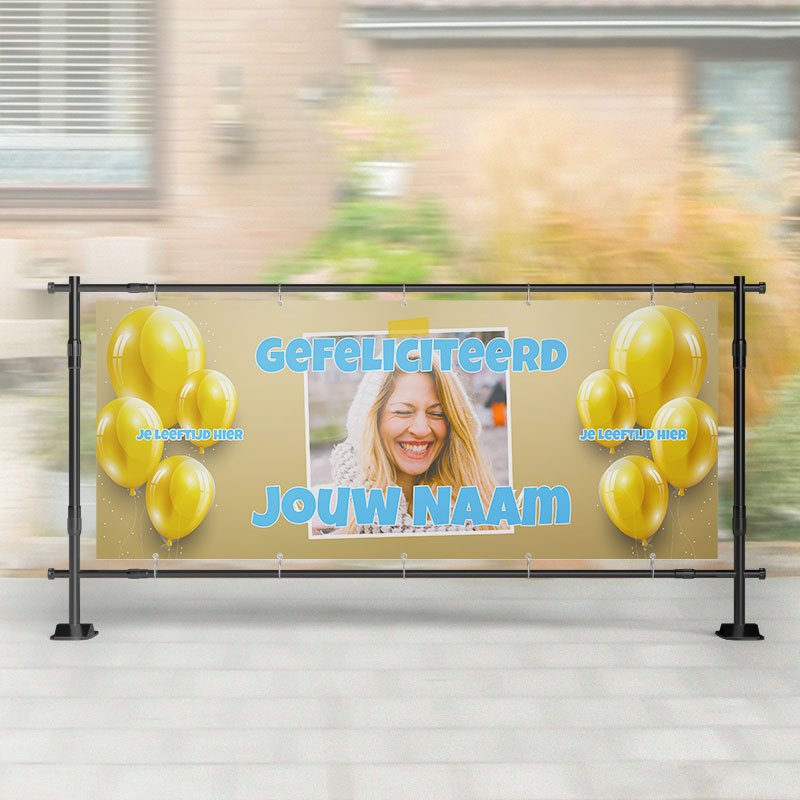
xmin=51 ymin=276 xmax=98 ymax=640
xmin=716 ymin=276 xmax=762 ymax=640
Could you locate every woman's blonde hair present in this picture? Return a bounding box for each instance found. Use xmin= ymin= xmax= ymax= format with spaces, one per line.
xmin=356 ymin=359 xmax=497 ymax=525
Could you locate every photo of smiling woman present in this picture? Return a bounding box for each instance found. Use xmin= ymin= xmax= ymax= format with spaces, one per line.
xmin=305 ymin=330 xmax=512 ymax=538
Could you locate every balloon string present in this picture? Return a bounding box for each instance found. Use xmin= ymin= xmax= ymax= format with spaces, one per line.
xmin=133 ymin=491 xmax=140 ymax=559
xmin=118 ymin=488 xmax=141 ymax=559
xmin=137 ymin=491 xmax=146 ymax=560
xmin=667 ymin=501 xmax=676 ymax=560
xmin=674 ymin=492 xmax=696 ymax=559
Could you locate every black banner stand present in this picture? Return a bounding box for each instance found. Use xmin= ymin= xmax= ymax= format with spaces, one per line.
xmin=46 ymin=277 xmax=766 ymax=641
xmin=715 ymin=276 xmax=764 ymax=640
xmin=50 ymin=276 xmax=98 ymax=640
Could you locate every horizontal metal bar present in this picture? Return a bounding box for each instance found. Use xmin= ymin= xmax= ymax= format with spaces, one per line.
xmin=348 ymin=19 xmax=800 ymax=37
xmin=48 ymin=568 xmax=767 ymax=580
xmin=350 ymin=20 xmax=800 ymax=31
xmin=47 ymin=281 xmax=767 ymax=295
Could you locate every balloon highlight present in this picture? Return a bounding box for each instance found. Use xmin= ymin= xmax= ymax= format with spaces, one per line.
xmin=145 ymin=456 xmax=215 ymax=547
xmin=177 ymin=369 xmax=238 ymax=453
xmin=599 ymin=456 xmax=669 ymax=545
xmin=107 ymin=306 xmax=206 ymax=427
xmin=608 ymin=305 xmax=707 ymax=427
xmin=576 ymin=369 xmax=637 ymax=453
xmin=96 ymin=398 xmax=164 ymax=494
xmin=650 ymin=397 xmax=718 ymax=495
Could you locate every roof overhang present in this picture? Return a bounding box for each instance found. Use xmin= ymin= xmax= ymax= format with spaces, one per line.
xmin=345 ymin=7 xmax=800 ymax=40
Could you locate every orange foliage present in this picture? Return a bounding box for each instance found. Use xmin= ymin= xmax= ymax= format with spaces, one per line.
xmin=469 ymin=111 xmax=800 ymax=425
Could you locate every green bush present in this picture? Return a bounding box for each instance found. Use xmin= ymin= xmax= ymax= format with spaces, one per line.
xmin=749 ymin=374 xmax=800 ymax=540
xmin=266 ymin=197 xmax=454 ymax=285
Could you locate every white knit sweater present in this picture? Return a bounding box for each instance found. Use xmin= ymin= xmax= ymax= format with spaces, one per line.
xmin=329 ymin=441 xmax=475 ymax=535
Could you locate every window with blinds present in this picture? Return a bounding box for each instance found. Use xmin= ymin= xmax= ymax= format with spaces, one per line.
xmin=696 ymin=58 xmax=797 ymax=218
xmin=0 ymin=0 xmax=156 ymax=202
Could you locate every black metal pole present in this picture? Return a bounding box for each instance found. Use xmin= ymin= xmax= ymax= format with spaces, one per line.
xmin=51 ymin=276 xmax=98 ymax=641
xmin=717 ymin=276 xmax=763 ymax=641
xmin=48 ymin=567 xmax=766 ymax=580
xmin=47 ymin=281 xmax=767 ymax=295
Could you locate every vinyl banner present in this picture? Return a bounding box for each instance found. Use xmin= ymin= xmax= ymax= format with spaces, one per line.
xmin=95 ymin=299 xmax=718 ymax=560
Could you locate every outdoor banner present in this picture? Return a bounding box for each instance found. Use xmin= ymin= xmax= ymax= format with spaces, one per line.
xmin=95 ymin=299 xmax=718 ymax=560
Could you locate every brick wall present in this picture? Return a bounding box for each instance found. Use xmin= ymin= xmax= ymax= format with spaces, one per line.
xmin=0 ymin=0 xmax=348 ymax=302
xmin=374 ymin=44 xmax=685 ymax=251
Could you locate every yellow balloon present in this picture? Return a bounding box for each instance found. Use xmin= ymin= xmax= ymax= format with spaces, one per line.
xmin=97 ymin=398 xmax=164 ymax=495
xmin=609 ymin=305 xmax=707 ymax=427
xmin=177 ymin=369 xmax=238 ymax=454
xmin=145 ymin=456 xmax=215 ymax=546
xmin=576 ymin=369 xmax=637 ymax=453
xmin=107 ymin=306 xmax=205 ymax=427
xmin=650 ymin=397 xmax=718 ymax=496
xmin=599 ymin=456 xmax=669 ymax=545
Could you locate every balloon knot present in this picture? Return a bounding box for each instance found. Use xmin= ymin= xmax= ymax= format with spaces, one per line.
xmin=199 ymin=447 xmax=205 ymax=455
xmin=129 ymin=488 xmax=136 ymax=497
xmin=678 ymin=488 xmax=685 ymax=497
xmin=609 ymin=446 xmax=615 ymax=455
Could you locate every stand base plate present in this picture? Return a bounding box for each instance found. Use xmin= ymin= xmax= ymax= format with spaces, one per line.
xmin=50 ymin=623 xmax=99 ymax=641
xmin=716 ymin=623 xmax=763 ymax=641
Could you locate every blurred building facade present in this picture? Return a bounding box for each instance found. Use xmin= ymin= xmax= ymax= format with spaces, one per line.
xmin=1 ymin=1 xmax=797 ymax=307
xmin=347 ymin=1 xmax=799 ymax=244
xmin=0 ymin=0 xmax=348 ymax=317
xmin=0 ymin=1 xmax=798 ymax=567
xmin=2 ymin=1 xmax=796 ymax=400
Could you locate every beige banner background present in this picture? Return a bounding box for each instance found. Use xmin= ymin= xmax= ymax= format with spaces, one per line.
xmin=96 ymin=299 xmax=717 ymax=560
